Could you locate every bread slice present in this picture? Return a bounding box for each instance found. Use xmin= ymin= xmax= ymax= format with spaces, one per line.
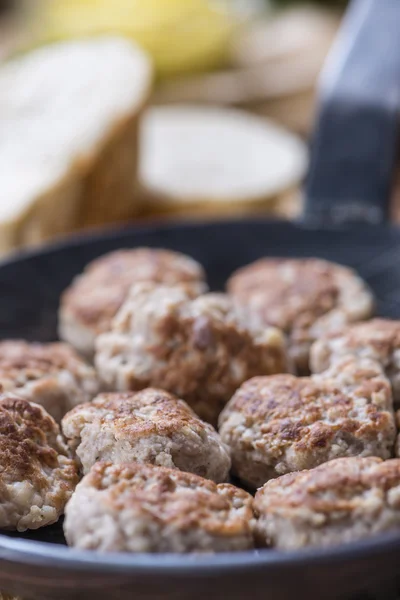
xmin=0 ymin=36 xmax=152 ymax=254
xmin=139 ymin=105 xmax=307 ymax=217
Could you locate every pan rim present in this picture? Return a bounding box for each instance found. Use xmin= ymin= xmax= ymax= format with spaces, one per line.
xmin=0 ymin=215 xmax=397 ymax=270
xmin=1 ymin=528 xmax=400 ymax=573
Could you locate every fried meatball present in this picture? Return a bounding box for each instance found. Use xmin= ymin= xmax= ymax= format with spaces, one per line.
xmin=59 ymin=248 xmax=207 ymax=358
xmin=311 ymin=319 xmax=400 ymax=405
xmin=219 ymin=357 xmax=395 ymax=489
xmin=95 ymin=284 xmax=288 ymax=425
xmin=62 ymin=388 xmax=231 ymax=482
xmin=0 ymin=395 xmax=78 ymax=531
xmin=254 ymin=456 xmax=400 ymax=549
xmin=64 ymin=462 xmax=254 ymax=553
xmin=0 ymin=340 xmax=99 ymax=422
xmin=227 ymin=258 xmax=374 ymax=374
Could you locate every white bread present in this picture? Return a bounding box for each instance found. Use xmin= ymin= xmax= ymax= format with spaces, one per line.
xmin=139 ymin=105 xmax=307 ymax=217
xmin=0 ymin=36 xmax=152 ymax=254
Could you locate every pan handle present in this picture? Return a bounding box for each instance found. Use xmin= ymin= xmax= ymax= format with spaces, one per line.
xmin=304 ymin=0 xmax=400 ymax=225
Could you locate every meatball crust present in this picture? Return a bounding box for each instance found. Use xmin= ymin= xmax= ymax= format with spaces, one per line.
xmin=0 ymin=395 xmax=78 ymax=531
xmin=227 ymin=258 xmax=374 ymax=374
xmin=254 ymin=456 xmax=400 ymax=550
xmin=311 ymin=319 xmax=400 ymax=404
xmin=95 ymin=284 xmax=288 ymax=425
xmin=62 ymin=388 xmax=231 ymax=482
xmin=59 ymin=248 xmax=207 ymax=357
xmin=219 ymin=357 xmax=395 ymax=489
xmin=0 ymin=340 xmax=99 ymax=422
xmin=64 ymin=462 xmax=254 ymax=553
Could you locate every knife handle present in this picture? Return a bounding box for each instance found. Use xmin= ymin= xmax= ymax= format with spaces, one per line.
xmin=304 ymin=0 xmax=400 ymax=225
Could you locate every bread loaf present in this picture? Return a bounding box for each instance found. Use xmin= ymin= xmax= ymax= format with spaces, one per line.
xmin=0 ymin=36 xmax=152 ymax=254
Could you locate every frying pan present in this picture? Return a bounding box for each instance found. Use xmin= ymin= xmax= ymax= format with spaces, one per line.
xmin=1 ymin=1 xmax=400 ymax=599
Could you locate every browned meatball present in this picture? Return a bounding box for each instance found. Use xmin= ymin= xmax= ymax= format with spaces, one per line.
xmin=227 ymin=258 xmax=374 ymax=374
xmin=59 ymin=248 xmax=207 ymax=357
xmin=95 ymin=283 xmax=288 ymax=425
xmin=254 ymin=456 xmax=400 ymax=550
xmin=62 ymin=388 xmax=231 ymax=482
xmin=311 ymin=319 xmax=400 ymax=404
xmin=219 ymin=357 xmax=395 ymax=489
xmin=0 ymin=395 xmax=78 ymax=531
xmin=64 ymin=462 xmax=254 ymax=553
xmin=0 ymin=340 xmax=99 ymax=422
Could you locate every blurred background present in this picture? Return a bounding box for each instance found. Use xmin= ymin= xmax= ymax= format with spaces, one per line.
xmin=0 ymin=0 xmax=368 ymax=258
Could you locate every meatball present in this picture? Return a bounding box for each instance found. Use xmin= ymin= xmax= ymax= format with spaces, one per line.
xmin=59 ymin=248 xmax=207 ymax=358
xmin=227 ymin=258 xmax=374 ymax=374
xmin=62 ymin=388 xmax=231 ymax=482
xmin=219 ymin=357 xmax=395 ymax=489
xmin=254 ymin=456 xmax=400 ymax=550
xmin=64 ymin=462 xmax=254 ymax=553
xmin=0 ymin=340 xmax=99 ymax=422
xmin=311 ymin=319 xmax=400 ymax=404
xmin=0 ymin=395 xmax=78 ymax=531
xmin=95 ymin=284 xmax=288 ymax=425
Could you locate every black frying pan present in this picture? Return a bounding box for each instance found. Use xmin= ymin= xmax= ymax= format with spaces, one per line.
xmin=1 ymin=1 xmax=400 ymax=599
